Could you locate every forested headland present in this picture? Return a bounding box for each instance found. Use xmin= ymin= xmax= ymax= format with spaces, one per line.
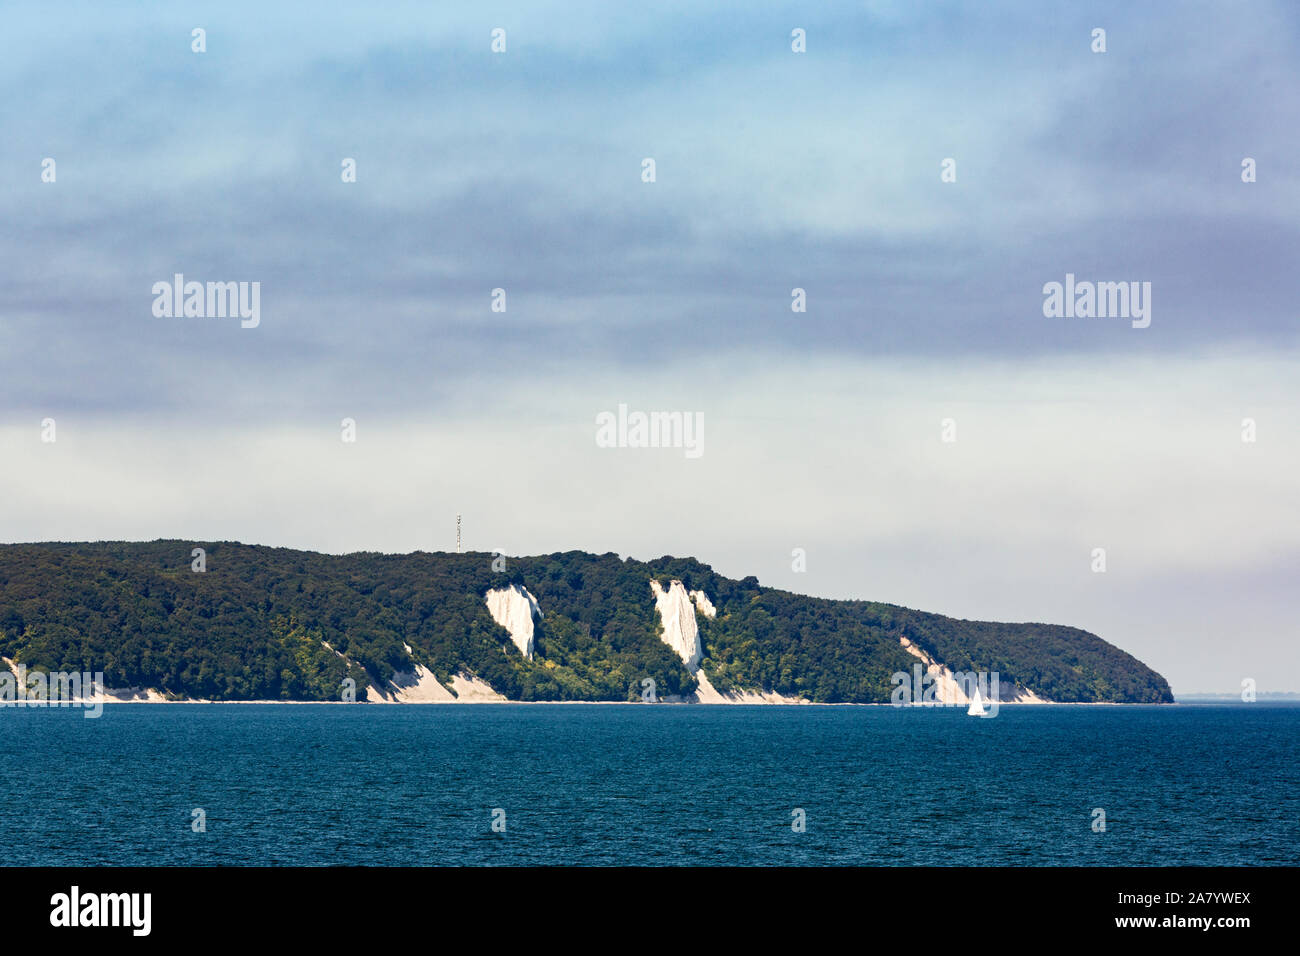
xmin=0 ymin=541 xmax=1174 ymax=703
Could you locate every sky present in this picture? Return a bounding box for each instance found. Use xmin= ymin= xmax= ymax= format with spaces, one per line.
xmin=1 ymin=1 xmax=1297 ymax=694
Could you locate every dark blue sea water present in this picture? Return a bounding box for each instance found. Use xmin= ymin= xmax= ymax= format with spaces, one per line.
xmin=1 ymin=703 xmax=1295 ymax=866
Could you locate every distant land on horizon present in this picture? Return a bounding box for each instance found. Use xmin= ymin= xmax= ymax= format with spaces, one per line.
xmin=0 ymin=541 xmax=1174 ymax=705
xmin=1176 ymin=692 xmax=1299 ymax=701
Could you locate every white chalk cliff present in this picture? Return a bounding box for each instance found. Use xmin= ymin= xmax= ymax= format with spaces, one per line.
xmin=898 ymin=636 xmax=1049 ymax=704
xmin=485 ymin=584 xmax=542 ymax=659
xmin=898 ymin=637 xmax=970 ymax=705
xmin=365 ymin=666 xmax=506 ymax=703
xmin=650 ymin=580 xmax=810 ymax=703
xmin=650 ymin=579 xmax=704 ymax=671
xmin=370 ymin=664 xmax=458 ymax=702
xmin=690 ymin=589 xmax=716 ymax=619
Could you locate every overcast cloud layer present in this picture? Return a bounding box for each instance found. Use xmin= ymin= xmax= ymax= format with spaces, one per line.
xmin=2 ymin=1 xmax=1297 ymax=693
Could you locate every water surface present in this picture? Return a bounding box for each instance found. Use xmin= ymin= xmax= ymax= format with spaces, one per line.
xmin=1 ymin=703 xmax=1294 ymax=865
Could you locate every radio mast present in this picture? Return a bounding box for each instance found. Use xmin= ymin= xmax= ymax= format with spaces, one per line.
xmin=456 ymin=514 xmax=462 ymax=554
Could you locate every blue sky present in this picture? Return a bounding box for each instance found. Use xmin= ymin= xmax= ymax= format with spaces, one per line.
xmin=2 ymin=1 xmax=1298 ymax=693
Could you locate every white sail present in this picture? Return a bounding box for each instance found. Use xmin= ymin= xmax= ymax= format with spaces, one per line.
xmin=967 ymin=686 xmax=987 ymax=716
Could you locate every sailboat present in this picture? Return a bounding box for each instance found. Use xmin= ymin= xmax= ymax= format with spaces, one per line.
xmin=967 ymin=685 xmax=992 ymax=717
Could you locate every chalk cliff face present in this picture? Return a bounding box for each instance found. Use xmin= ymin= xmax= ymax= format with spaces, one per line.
xmin=369 ymin=664 xmax=458 ymax=702
xmin=690 ymin=589 xmax=716 ymax=619
xmin=651 ymin=579 xmax=704 ymax=671
xmin=897 ymin=637 xmax=1049 ymax=704
xmin=485 ymin=584 xmax=542 ymax=659
xmin=898 ymin=637 xmax=970 ymax=705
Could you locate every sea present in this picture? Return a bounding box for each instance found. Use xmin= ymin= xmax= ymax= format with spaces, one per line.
xmin=1 ymin=703 xmax=1295 ymax=866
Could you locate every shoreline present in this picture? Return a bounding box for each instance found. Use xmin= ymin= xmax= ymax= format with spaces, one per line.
xmin=0 ymin=697 xmax=1174 ymax=707
xmin=0 ymin=656 xmax=1176 ymax=707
